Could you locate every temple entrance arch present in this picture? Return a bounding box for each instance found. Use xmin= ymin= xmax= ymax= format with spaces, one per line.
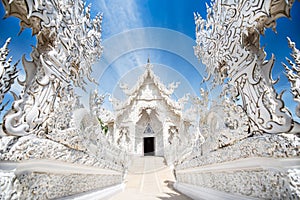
xmin=136 ymin=108 xmax=163 ymax=156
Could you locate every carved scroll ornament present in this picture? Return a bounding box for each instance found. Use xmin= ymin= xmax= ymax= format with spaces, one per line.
xmin=284 ymin=37 xmax=300 ymax=118
xmin=194 ymin=0 xmax=299 ymax=134
xmin=0 ymin=38 xmax=18 ymax=116
xmin=1 ymin=0 xmax=103 ymax=136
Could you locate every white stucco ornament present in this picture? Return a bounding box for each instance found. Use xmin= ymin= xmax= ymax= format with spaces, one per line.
xmin=0 ymin=0 xmax=128 ymax=199
xmin=194 ymin=0 xmax=299 ymax=134
xmin=284 ymin=37 xmax=300 ymax=118
xmin=175 ymin=1 xmax=300 ymax=199
xmin=0 ymin=38 xmax=18 ymax=117
xmin=2 ymin=0 xmax=103 ymax=136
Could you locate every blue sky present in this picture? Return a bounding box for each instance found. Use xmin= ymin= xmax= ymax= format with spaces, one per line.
xmin=0 ymin=0 xmax=299 ymax=119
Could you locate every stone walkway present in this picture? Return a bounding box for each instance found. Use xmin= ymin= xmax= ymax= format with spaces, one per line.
xmin=109 ymin=156 xmax=191 ymax=200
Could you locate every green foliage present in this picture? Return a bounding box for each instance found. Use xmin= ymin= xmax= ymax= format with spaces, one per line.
xmin=98 ymin=118 xmax=108 ymax=135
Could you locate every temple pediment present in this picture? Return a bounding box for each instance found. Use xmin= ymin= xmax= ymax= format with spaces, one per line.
xmin=111 ymin=60 xmax=184 ymax=116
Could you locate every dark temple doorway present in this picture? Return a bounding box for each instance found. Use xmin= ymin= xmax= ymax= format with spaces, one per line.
xmin=144 ymin=137 xmax=155 ymax=156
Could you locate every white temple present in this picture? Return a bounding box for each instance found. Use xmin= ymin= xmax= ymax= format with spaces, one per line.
xmin=107 ymin=59 xmax=194 ymax=156
xmin=0 ymin=0 xmax=299 ymax=199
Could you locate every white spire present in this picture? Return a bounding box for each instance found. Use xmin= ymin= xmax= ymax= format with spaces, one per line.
xmin=145 ymin=57 xmax=153 ymax=71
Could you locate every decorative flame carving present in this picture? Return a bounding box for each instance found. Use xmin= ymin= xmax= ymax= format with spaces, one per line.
xmin=0 ymin=38 xmax=18 ymax=114
xmin=194 ymin=0 xmax=299 ymax=134
xmin=2 ymin=0 xmax=103 ymax=136
xmin=0 ymin=38 xmax=19 ymax=116
xmin=284 ymin=37 xmax=300 ymax=118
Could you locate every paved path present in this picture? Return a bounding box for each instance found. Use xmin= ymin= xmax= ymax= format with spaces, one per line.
xmin=109 ymin=156 xmax=191 ymax=200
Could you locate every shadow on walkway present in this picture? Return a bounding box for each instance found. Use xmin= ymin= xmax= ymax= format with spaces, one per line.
xmin=109 ymin=156 xmax=191 ymax=200
xmin=156 ymin=180 xmax=192 ymax=200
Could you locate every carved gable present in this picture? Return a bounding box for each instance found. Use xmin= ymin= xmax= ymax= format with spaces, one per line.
xmin=110 ymin=60 xmax=192 ymax=156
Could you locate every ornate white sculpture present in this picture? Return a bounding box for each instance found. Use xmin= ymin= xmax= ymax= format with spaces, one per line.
xmin=2 ymin=0 xmax=103 ymax=136
xmin=117 ymin=127 xmax=130 ymax=149
xmin=284 ymin=37 xmax=300 ymax=118
xmin=0 ymin=38 xmax=18 ymax=115
xmin=89 ymin=90 xmax=107 ymax=116
xmin=194 ymin=0 xmax=299 ymax=134
xmin=174 ymin=1 xmax=300 ymax=199
xmin=168 ymin=126 xmax=180 ymax=145
xmin=0 ymin=0 xmax=129 ymax=199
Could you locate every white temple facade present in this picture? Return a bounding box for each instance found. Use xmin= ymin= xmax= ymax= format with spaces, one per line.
xmin=1 ymin=0 xmax=299 ymax=199
xmin=108 ymin=60 xmax=192 ymax=156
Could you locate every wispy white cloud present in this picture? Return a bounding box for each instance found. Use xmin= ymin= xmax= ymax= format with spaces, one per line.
xmin=76 ymin=1 xmax=149 ymax=107
xmin=77 ymin=3 xmax=207 ymax=110
xmin=95 ymin=0 xmax=146 ymax=39
xmin=77 ymin=27 xmax=207 ymax=109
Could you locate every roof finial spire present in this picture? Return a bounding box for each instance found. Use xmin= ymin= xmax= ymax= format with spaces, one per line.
xmin=145 ymin=55 xmax=153 ymax=71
